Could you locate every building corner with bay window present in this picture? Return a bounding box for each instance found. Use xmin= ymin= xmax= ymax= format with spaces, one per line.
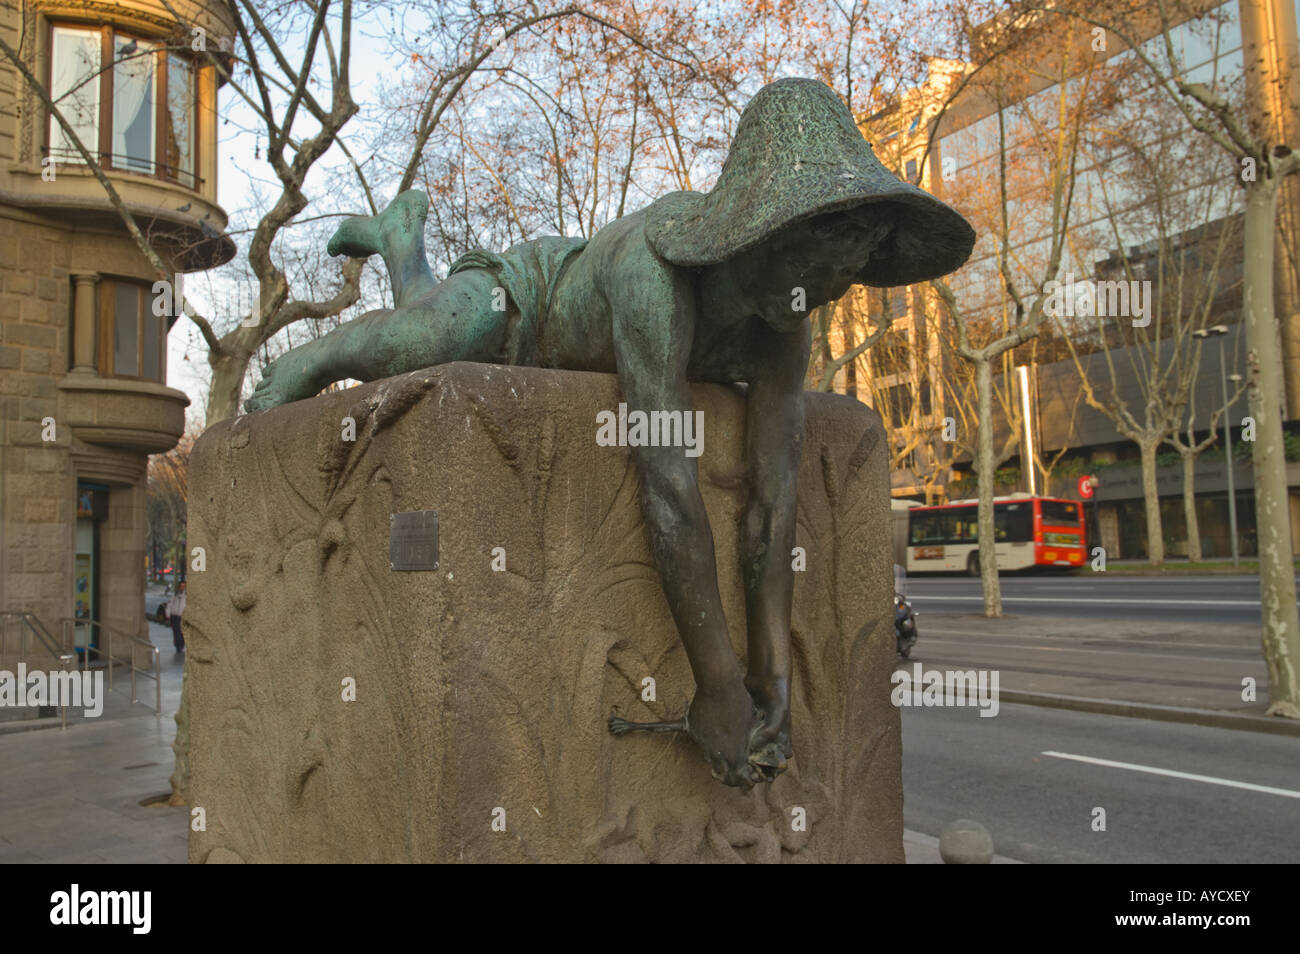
xmin=0 ymin=1 xmax=235 ymax=663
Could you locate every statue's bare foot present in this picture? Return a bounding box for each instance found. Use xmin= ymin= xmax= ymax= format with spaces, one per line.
xmin=328 ymin=190 xmax=429 ymax=258
xmin=244 ymin=346 xmax=320 ymax=412
xmin=688 ymin=682 xmax=761 ymax=789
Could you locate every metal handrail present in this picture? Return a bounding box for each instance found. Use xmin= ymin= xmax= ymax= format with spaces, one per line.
xmin=42 ymin=146 xmax=206 ymax=191
xmin=61 ymin=617 xmax=162 ymax=716
xmin=0 ymin=611 xmax=77 ymax=729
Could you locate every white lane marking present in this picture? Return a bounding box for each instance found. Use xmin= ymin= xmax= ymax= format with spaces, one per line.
xmin=914 ymin=596 xmax=1258 ymax=606
xmin=922 ymin=636 xmax=1253 ymax=664
xmin=1041 ymin=751 xmax=1300 ymax=799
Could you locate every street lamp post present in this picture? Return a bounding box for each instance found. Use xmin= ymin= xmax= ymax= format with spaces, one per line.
xmin=1194 ymin=325 xmax=1240 ymax=566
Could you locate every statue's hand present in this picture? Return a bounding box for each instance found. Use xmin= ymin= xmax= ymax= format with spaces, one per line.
xmin=687 ymin=682 xmax=761 ymax=789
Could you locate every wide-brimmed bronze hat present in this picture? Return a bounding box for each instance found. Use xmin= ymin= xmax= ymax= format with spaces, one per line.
xmin=645 ymin=77 xmax=975 ymax=287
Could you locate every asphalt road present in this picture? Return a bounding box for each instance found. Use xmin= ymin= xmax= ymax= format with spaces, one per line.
xmin=902 ymin=702 xmax=1300 ymax=863
xmin=904 ymin=574 xmax=1297 ymax=625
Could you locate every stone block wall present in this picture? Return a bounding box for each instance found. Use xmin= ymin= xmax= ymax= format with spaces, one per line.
xmin=0 ymin=211 xmax=74 ymax=629
xmin=0 ymin=207 xmax=156 ymax=644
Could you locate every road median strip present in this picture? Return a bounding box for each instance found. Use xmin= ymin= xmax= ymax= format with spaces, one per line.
xmin=997 ymin=689 xmax=1300 ymax=737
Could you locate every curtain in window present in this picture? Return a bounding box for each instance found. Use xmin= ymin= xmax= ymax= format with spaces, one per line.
xmin=49 ymin=28 xmax=100 ymax=160
xmin=165 ymin=56 xmax=194 ymax=181
xmin=113 ymin=37 xmax=155 ymax=172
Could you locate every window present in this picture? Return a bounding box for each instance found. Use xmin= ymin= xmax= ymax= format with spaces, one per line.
xmin=49 ymin=27 xmax=99 ymax=159
xmin=112 ymin=35 xmax=156 ymax=173
xmin=909 ymin=502 xmax=1034 ymax=545
xmin=99 ymin=279 xmax=165 ymax=381
xmin=996 ymin=502 xmax=1033 ymax=541
xmin=909 ymin=506 xmax=976 ymax=545
xmin=880 ymin=383 xmax=913 ymax=424
xmin=48 ymin=24 xmax=198 ymax=188
xmin=891 ymin=287 xmax=909 ymax=317
xmin=1039 ymin=500 xmax=1080 ymax=526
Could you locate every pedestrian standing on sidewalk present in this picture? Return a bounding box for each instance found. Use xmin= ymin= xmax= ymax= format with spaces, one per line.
xmin=166 ymin=580 xmax=186 ymax=652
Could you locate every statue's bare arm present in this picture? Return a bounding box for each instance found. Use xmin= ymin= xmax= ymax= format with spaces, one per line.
xmin=605 ymin=250 xmax=761 ymax=787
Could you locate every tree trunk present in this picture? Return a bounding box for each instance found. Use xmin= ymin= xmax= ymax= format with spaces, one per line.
xmin=1182 ymin=451 xmax=1202 ymax=562
xmin=207 ymin=349 xmax=252 ymax=427
xmin=1138 ymin=439 xmax=1165 ymax=566
xmin=1243 ymin=180 xmax=1300 ymax=717
xmin=976 ymin=358 xmax=1002 ymax=616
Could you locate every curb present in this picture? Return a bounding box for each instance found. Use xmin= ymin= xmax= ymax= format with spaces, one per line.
xmin=999 ymin=689 xmax=1300 ymax=737
xmin=903 ymin=828 xmax=1024 ymax=864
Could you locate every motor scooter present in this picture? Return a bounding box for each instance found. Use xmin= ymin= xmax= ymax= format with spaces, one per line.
xmin=894 ymin=563 xmax=918 ymax=657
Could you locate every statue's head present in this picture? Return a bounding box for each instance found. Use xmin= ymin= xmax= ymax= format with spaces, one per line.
xmin=645 ymin=78 xmax=974 ymax=291
xmin=723 ymin=203 xmax=901 ymax=328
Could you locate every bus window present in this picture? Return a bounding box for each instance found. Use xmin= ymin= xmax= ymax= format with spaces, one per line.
xmin=910 ymin=510 xmax=962 ymax=544
xmin=1040 ymin=500 xmax=1080 ymax=526
xmin=909 ymin=511 xmax=938 ymax=544
xmin=995 ymin=502 xmax=1033 ymax=542
xmin=953 ymin=505 xmax=977 ymax=542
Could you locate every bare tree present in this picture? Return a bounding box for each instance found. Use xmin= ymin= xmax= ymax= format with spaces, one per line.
xmin=929 ymin=33 xmax=1096 ymax=614
xmin=1052 ymin=108 xmax=1243 ymax=565
xmin=1019 ymin=0 xmax=1300 ymax=713
xmin=0 ymin=1 xmax=374 ymax=424
xmin=1166 ymin=359 xmax=1248 ymax=562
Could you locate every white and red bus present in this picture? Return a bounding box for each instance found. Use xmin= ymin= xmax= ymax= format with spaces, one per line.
xmin=904 ymin=494 xmax=1087 ymax=575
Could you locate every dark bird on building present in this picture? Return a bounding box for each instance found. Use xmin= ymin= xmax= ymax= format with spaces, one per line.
xmin=176 ymin=203 xmax=191 ymax=213
xmin=118 ymin=38 xmax=138 ymax=58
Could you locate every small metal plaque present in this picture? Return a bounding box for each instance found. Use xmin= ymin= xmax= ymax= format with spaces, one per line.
xmin=389 ymin=510 xmax=439 ymax=571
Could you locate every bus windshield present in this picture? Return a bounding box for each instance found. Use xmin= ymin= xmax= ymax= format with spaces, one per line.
xmin=1040 ymin=500 xmax=1080 ymax=526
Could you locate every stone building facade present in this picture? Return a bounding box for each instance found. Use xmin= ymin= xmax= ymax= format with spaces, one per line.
xmin=0 ymin=0 xmax=234 ymax=655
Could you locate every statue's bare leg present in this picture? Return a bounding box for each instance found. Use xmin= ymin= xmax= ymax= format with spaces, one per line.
xmin=604 ymin=268 xmax=760 ymax=789
xmin=330 ymin=189 xmax=438 ymax=308
xmin=245 ymin=193 xmax=507 ymax=412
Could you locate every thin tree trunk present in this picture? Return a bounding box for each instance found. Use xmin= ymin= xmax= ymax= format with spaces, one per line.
xmin=207 ymin=351 xmax=251 ymax=427
xmin=1182 ymin=451 xmax=1202 ymax=562
xmin=1138 ymin=439 xmax=1165 ymax=566
xmin=1243 ymin=180 xmax=1300 ymax=717
xmin=976 ymin=358 xmax=1002 ymax=616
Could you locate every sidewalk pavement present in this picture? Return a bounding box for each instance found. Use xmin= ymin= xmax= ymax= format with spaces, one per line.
xmin=0 ymin=590 xmax=190 ymax=863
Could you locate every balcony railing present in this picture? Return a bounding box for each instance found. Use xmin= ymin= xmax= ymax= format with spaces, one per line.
xmin=42 ymin=146 xmax=203 ymax=192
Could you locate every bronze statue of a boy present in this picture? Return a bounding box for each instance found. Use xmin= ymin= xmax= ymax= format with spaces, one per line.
xmin=245 ymin=78 xmax=974 ymax=788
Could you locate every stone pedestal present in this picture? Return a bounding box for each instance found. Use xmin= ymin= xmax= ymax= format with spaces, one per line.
xmin=186 ymin=362 xmax=901 ymax=863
